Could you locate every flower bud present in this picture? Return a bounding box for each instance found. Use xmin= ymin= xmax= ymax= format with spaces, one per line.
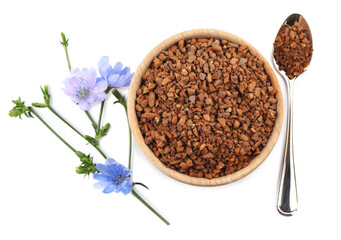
xmin=75 ymin=151 xmax=86 ymax=159
xmin=9 ymin=97 xmax=33 ymax=119
xmin=76 ymin=154 xmax=97 ymax=176
xmin=32 ymin=102 xmax=47 ymax=108
xmin=96 ymin=123 xmax=110 ymax=139
xmin=84 ymin=135 xmax=98 ymax=146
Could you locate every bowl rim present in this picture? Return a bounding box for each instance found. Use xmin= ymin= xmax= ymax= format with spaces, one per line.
xmin=127 ymin=29 xmax=283 ymax=186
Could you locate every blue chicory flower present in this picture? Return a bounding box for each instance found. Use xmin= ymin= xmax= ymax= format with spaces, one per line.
xmin=97 ymin=56 xmax=133 ymax=88
xmin=93 ymin=158 xmax=132 ymax=194
xmin=63 ymin=68 xmax=108 ymax=111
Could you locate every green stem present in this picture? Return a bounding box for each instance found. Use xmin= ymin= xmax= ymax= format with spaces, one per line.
xmin=64 ymin=46 xmax=71 ymax=73
xmin=123 ymin=104 xmax=132 ymax=169
xmin=128 ymin=125 xmax=132 ymax=169
xmin=114 ymin=89 xmax=132 ymax=169
xmin=85 ymin=110 xmax=97 ymax=130
xmin=97 ymin=100 xmax=105 ymax=134
xmin=132 ymin=189 xmax=170 ymax=225
xmin=48 ymin=105 xmax=83 ymax=138
xmin=29 ymin=107 xmax=77 ymax=154
xmin=94 ymin=145 xmax=107 ymax=159
xmin=47 ymin=105 xmax=107 ymax=159
xmin=61 ymin=32 xmax=71 ymax=73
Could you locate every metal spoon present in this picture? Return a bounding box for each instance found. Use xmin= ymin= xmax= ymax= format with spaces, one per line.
xmin=272 ymin=13 xmax=313 ymax=216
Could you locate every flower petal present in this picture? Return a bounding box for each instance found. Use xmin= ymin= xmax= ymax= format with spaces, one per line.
xmin=94 ymin=181 xmax=110 ymax=189
xmin=71 ymin=68 xmax=80 ymax=76
xmin=112 ymin=75 xmax=127 ymax=88
xmin=122 ymin=72 xmax=133 ymax=87
xmin=93 ymin=92 xmax=106 ymax=102
xmin=113 ymin=62 xmax=123 ymax=73
xmin=95 ymin=163 xmax=111 ymax=175
xmin=77 ymin=68 xmax=96 ymax=87
xmin=62 ymin=89 xmax=79 ymax=104
xmin=103 ymin=183 xmax=116 ymax=193
xmin=63 ymin=77 xmax=82 ymax=104
xmin=79 ymin=100 xmax=91 ymax=111
xmin=120 ymin=66 xmax=130 ymax=75
xmin=85 ymin=93 xmax=96 ymax=103
xmin=106 ymin=158 xmax=118 ymax=165
xmin=122 ymin=167 xmax=133 ymax=177
xmin=62 ymin=87 xmax=74 ymax=97
xmin=121 ymin=181 xmax=132 ymax=195
xmin=98 ymin=56 xmax=109 ymax=66
xmin=93 ymin=79 xmax=108 ymax=93
xmin=79 ymin=68 xmax=89 ymax=79
xmin=86 ymin=68 xmax=98 ymax=88
xmin=96 ymin=77 xmax=104 ymax=83
xmin=109 ymin=163 xmax=131 ymax=178
xmin=64 ymin=76 xmax=79 ymax=90
xmin=106 ymin=162 xmax=122 ymax=175
xmin=93 ymin=173 xmax=111 ymax=182
xmin=107 ymin=74 xmax=119 ymax=87
xmin=98 ymin=56 xmax=109 ymax=75
xmin=101 ymin=65 xmax=112 ymax=80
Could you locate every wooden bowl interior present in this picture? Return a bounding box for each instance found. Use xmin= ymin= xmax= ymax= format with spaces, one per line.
xmin=128 ymin=29 xmax=283 ymax=186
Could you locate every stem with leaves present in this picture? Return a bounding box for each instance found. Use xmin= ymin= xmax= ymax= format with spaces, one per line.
xmin=60 ymin=32 xmax=71 ymax=73
xmin=60 ymin=33 xmax=104 ymax=138
xmin=61 ymin=32 xmax=169 ymax=224
xmin=112 ymin=89 xmax=132 ymax=169
xmin=10 ymin=32 xmax=170 ymax=225
xmin=97 ymin=100 xmax=105 ymax=134
xmin=10 ymin=98 xmax=97 ymax=176
xmin=33 ymin=85 xmax=107 ymax=159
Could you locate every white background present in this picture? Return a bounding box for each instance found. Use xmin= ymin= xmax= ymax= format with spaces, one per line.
xmin=1 ymin=0 xmax=340 ymax=239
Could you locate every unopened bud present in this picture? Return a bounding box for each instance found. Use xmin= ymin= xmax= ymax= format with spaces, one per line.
xmin=32 ymin=102 xmax=47 ymax=108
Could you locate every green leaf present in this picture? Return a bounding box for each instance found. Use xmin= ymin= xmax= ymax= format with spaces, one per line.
xmin=40 ymin=85 xmax=50 ymax=105
xmin=95 ymin=123 xmax=110 ymax=140
xmin=112 ymin=89 xmax=127 ymax=114
xmin=9 ymin=97 xmax=33 ymax=119
xmin=60 ymin=32 xmax=69 ymax=47
xmin=76 ymin=153 xmax=97 ymax=176
xmin=133 ymin=182 xmax=150 ymax=190
xmin=75 ymin=151 xmax=86 ymax=159
xmin=84 ymin=135 xmax=99 ymax=147
xmin=112 ymin=89 xmax=126 ymax=104
xmin=92 ymin=123 xmax=97 ymax=132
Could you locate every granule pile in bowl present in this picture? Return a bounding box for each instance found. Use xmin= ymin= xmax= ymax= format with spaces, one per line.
xmin=135 ymin=38 xmax=278 ymax=179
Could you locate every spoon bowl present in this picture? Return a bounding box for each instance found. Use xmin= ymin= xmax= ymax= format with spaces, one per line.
xmin=273 ymin=14 xmax=313 ymax=79
xmin=273 ymin=13 xmax=313 ymax=216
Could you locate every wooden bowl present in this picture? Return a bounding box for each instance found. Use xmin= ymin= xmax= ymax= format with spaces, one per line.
xmin=128 ymin=29 xmax=283 ymax=186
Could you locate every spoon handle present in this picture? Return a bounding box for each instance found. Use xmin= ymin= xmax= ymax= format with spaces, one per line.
xmin=277 ymin=79 xmax=298 ymax=216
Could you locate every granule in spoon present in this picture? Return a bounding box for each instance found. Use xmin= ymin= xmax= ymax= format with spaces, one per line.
xmin=273 ymin=21 xmax=313 ymax=79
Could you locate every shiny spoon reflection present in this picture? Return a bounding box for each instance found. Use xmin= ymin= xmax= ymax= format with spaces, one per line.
xmin=272 ymin=13 xmax=313 ymax=216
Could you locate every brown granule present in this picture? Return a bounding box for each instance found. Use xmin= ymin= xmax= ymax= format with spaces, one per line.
xmin=136 ymin=38 xmax=278 ymax=179
xmin=273 ymin=21 xmax=313 ymax=79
